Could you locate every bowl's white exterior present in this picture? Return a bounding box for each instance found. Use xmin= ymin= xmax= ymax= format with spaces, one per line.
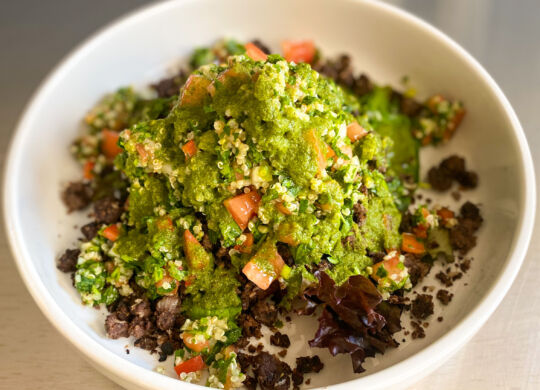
xmin=3 ymin=0 xmax=535 ymax=389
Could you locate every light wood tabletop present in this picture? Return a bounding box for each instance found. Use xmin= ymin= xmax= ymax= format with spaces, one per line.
xmin=1 ymin=1 xmax=539 ymax=389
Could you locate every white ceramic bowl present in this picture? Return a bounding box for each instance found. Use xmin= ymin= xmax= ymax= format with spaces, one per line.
xmin=4 ymin=0 xmax=536 ymax=389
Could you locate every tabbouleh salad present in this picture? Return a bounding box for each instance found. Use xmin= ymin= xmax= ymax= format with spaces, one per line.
xmin=58 ymin=38 xmax=482 ymax=389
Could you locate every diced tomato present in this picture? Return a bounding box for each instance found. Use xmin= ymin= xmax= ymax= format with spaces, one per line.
xmin=184 ymin=275 xmax=195 ymax=287
xmin=326 ymin=144 xmax=336 ymax=159
xmin=317 ymin=202 xmax=333 ymax=212
xmin=174 ymin=355 xmax=206 ymax=376
xmin=346 ymin=122 xmax=368 ymax=142
xmin=282 ymin=40 xmax=316 ymax=64
xmin=206 ymin=68 xmax=233 ymax=97
xmin=242 ymin=261 xmax=272 ymax=290
xmin=244 ymin=42 xmax=268 ymax=62
xmin=224 ymin=374 xmax=233 ymax=390
xmin=326 ymin=144 xmax=353 ymax=167
xmin=372 ymin=252 xmax=404 ymax=283
xmin=268 ymin=251 xmax=285 ymax=275
xmin=224 ymin=190 xmax=261 ymax=230
xmin=180 ymin=74 xmax=211 ymax=106
xmin=242 ymin=242 xmax=285 ymax=290
xmin=278 ymin=234 xmax=299 ymax=246
xmin=222 ymin=345 xmax=236 ymax=358
xmin=182 ymin=140 xmax=197 ymax=159
xmin=102 ymin=224 xmax=120 ymax=241
xmin=157 ymin=216 xmax=174 ymax=231
xmin=421 ymin=134 xmax=433 ymax=146
xmin=443 ymin=107 xmax=466 ymax=141
xmin=414 ymin=207 xmax=430 ymax=232
xmin=101 ymin=129 xmax=123 ymax=159
xmin=181 ymin=333 xmax=210 ymax=353
xmin=183 ymin=230 xmax=207 ymax=270
xmin=412 ymin=225 xmax=428 ymax=239
xmin=276 ymin=201 xmax=292 ymax=216
xmin=304 ymin=129 xmax=327 ymax=176
xmin=277 ymin=221 xmax=300 ymax=246
xmin=207 ymin=68 xmax=247 ymax=97
xmin=437 ymin=207 xmax=454 ymax=222
xmin=401 ymin=232 xmax=425 ymax=254
xmin=155 ymin=273 xmax=179 ymax=296
xmin=184 ymin=229 xmax=199 ymax=247
xmin=83 ymin=161 xmax=95 ymax=180
xmin=426 ymin=94 xmax=445 ymax=114
xmin=234 ymin=232 xmax=254 ymax=254
xmin=340 ymin=144 xmax=353 ymax=159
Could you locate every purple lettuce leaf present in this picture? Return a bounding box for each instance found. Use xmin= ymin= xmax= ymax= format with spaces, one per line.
xmin=306 ymin=271 xmax=402 ymax=373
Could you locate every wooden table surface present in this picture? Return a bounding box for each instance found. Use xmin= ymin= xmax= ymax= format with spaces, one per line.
xmin=1 ymin=1 xmax=539 ymax=389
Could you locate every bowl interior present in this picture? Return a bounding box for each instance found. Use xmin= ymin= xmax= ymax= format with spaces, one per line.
xmin=4 ymin=0 xmax=533 ymax=389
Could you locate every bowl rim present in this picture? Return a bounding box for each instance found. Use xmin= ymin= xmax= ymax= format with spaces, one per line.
xmin=3 ymin=0 xmax=536 ymax=389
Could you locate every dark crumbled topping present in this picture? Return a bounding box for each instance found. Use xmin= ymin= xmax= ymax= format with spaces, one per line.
xmin=399 ymin=211 xmax=414 ymax=233
xmin=428 ymin=166 xmax=453 ymax=191
xmin=93 ymin=196 xmax=123 ymax=224
xmin=234 ymin=337 xmax=249 ymax=350
xmin=56 ymin=248 xmax=80 ymax=273
xmin=239 ymin=313 xmax=263 ymax=339
xmin=160 ymin=341 xmax=174 ymax=356
xmin=353 ymin=202 xmax=367 ymax=227
xmin=411 ymin=294 xmax=434 ymax=320
xmin=252 ymin=300 xmax=278 ymax=327
xmin=460 ymin=201 xmax=483 ymax=230
xmin=80 ymin=221 xmax=100 ymax=241
xmin=400 ymin=95 xmax=423 ymax=117
xmin=428 ymin=155 xmax=478 ymax=191
xmin=440 ymin=155 xmax=465 ymax=174
xmin=243 ymin=376 xmax=257 ymax=390
xmin=236 ymin=352 xmax=251 ymax=372
xmin=403 ymin=253 xmax=431 ymax=286
xmin=411 ymin=321 xmax=425 ymax=339
xmin=62 ymin=182 xmax=93 ymax=212
xmin=450 ymin=225 xmax=476 ymax=254
xmin=449 ymin=201 xmax=483 ymax=255
xmin=292 ymin=369 xmax=304 ymax=389
xmin=436 ymin=271 xmax=453 ymax=287
xmin=130 ymin=298 xmax=151 ymax=318
xmin=134 ymin=335 xmax=157 ymax=351
xmin=313 ymin=54 xmax=374 ymax=97
xmin=253 ymin=352 xmax=292 ymax=390
xmin=460 ymin=258 xmax=471 ymax=273
xmin=156 ymin=311 xmax=176 ymax=331
xmin=151 ymin=70 xmax=187 ymax=98
xmin=296 ymin=355 xmax=324 ymax=374
xmin=436 ymin=290 xmax=453 ymax=305
xmin=105 ymin=313 xmax=129 ymax=339
xmin=456 ymin=171 xmax=478 ymax=188
xmin=277 ymin=242 xmax=294 ymax=267
xmin=129 ymin=316 xmax=154 ymax=339
xmin=270 ymin=332 xmax=291 ymax=348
